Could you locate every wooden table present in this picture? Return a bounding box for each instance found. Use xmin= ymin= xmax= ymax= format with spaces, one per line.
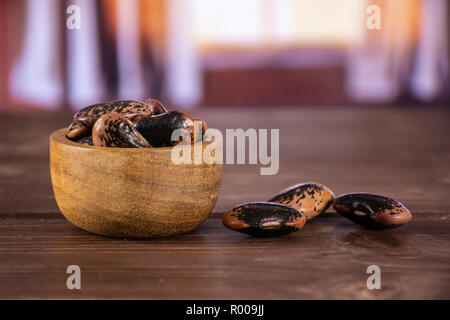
xmin=0 ymin=107 xmax=449 ymax=299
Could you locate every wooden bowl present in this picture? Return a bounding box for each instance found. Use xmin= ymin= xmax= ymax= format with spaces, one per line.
xmin=49 ymin=128 xmax=222 ymax=238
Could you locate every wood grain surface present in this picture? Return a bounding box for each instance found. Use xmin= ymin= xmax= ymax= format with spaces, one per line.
xmin=0 ymin=107 xmax=449 ymax=299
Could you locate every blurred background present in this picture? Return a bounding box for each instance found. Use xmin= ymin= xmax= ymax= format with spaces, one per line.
xmin=0 ymin=0 xmax=448 ymax=111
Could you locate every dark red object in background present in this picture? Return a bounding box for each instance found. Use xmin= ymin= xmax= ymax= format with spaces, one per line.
xmin=202 ymin=66 xmax=347 ymax=107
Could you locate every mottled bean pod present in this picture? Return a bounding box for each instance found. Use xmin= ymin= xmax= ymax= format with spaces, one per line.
xmin=222 ymin=202 xmax=306 ymax=237
xmin=333 ymin=193 xmax=412 ymax=229
xmin=268 ymin=182 xmax=335 ymax=220
xmin=135 ymin=111 xmax=206 ymax=147
xmin=143 ymin=98 xmax=168 ymax=115
xmin=67 ymin=100 xmax=163 ymax=140
xmin=92 ymin=113 xmax=150 ymax=148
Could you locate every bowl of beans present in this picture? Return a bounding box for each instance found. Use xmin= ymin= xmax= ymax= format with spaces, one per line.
xmin=50 ymin=99 xmax=222 ymax=238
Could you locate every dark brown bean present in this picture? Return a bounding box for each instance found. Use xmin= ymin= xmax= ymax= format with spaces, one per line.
xmin=333 ymin=193 xmax=412 ymax=229
xmin=76 ymin=135 xmax=93 ymax=146
xmin=222 ymin=202 xmax=306 ymax=237
xmin=92 ymin=113 xmax=150 ymax=148
xmin=135 ymin=111 xmax=205 ymax=147
xmin=269 ymin=182 xmax=335 ymax=220
xmin=143 ymin=98 xmax=168 ymax=115
xmin=66 ymin=100 xmax=154 ymax=140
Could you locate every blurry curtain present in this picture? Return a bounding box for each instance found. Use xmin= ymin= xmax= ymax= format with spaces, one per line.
xmin=410 ymin=0 xmax=449 ymax=100
xmin=115 ymin=0 xmax=146 ymax=100
xmin=8 ymin=0 xmax=170 ymax=110
xmin=347 ymin=0 xmax=449 ymax=103
xmin=67 ymin=0 xmax=106 ymax=108
xmin=5 ymin=0 xmax=449 ymax=109
xmin=165 ymin=0 xmax=202 ymax=108
xmin=9 ymin=0 xmax=65 ymax=109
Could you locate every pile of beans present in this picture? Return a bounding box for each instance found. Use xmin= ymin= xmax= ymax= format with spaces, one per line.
xmin=222 ymin=183 xmax=412 ymax=237
xmin=66 ymin=98 xmax=207 ymax=148
xmin=66 ymin=102 xmax=412 ymax=237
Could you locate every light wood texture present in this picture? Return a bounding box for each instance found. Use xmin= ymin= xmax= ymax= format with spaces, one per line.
xmin=0 ymin=107 xmax=449 ymax=299
xmin=50 ymin=128 xmax=222 ymax=238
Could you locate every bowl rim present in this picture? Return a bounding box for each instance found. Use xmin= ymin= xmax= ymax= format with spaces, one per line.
xmin=50 ymin=128 xmax=216 ymax=153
